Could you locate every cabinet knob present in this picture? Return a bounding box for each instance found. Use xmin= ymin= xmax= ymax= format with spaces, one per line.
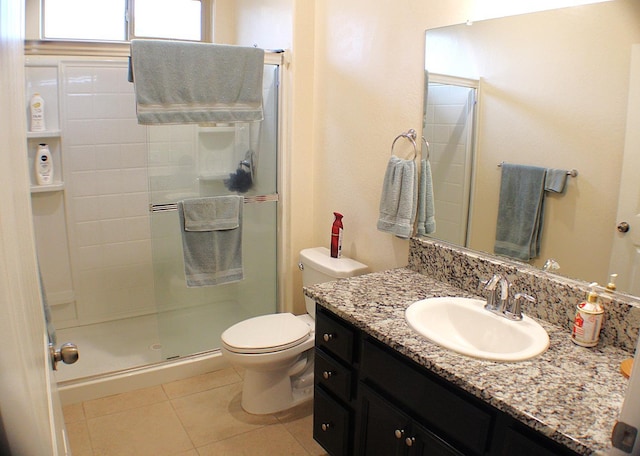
xmin=323 ymin=333 xmax=334 ymax=342
xmin=322 ymin=370 xmax=333 ymax=380
xmin=405 ymin=437 xmax=415 ymax=447
xmin=321 ymin=423 xmax=331 ymax=432
xmin=394 ymin=429 xmax=405 ymax=439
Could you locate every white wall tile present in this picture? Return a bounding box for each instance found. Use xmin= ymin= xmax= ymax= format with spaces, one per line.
xmin=94 ymin=144 xmax=121 ymax=170
xmin=71 ymin=171 xmax=98 ymax=196
xmin=67 ymin=146 xmax=97 ymax=171
xmin=66 ymin=120 xmax=96 ymax=146
xmin=97 ymin=194 xmax=125 ymax=220
xmin=120 ymin=144 xmax=147 ymax=168
xmin=66 ymin=93 xmax=94 ymax=120
xmin=121 ymin=193 xmax=150 ymax=217
xmin=77 ymin=245 xmax=104 ymax=270
xmin=75 ymin=221 xmax=102 ymax=247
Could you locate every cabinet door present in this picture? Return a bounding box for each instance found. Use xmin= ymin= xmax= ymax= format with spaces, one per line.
xmin=358 ymin=387 xmax=411 ymax=456
xmin=409 ymin=421 xmax=464 ymax=456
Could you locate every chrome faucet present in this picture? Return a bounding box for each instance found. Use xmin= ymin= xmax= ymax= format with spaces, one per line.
xmin=542 ymin=258 xmax=560 ymax=272
xmin=481 ymin=274 xmax=536 ymax=321
xmin=482 ymin=274 xmax=510 ymax=314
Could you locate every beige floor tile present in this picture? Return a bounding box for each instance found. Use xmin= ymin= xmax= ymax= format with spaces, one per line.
xmin=162 ymin=367 xmax=241 ymax=399
xmin=196 ymin=423 xmax=310 ymax=456
xmin=171 ymin=382 xmax=278 ymax=447
xmin=87 ymin=401 xmax=194 ymax=456
xmin=275 ymin=401 xmax=328 ymax=456
xmin=63 ymin=402 xmax=86 ymax=423
xmin=65 ymin=420 xmax=94 ymax=456
xmin=83 ymin=385 xmax=168 ymax=419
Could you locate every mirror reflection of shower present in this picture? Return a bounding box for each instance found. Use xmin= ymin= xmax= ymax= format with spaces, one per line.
xmin=421 ymin=73 xmax=478 ymax=247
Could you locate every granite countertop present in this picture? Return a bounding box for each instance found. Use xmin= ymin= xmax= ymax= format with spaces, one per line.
xmin=305 ymin=267 xmax=631 ymax=456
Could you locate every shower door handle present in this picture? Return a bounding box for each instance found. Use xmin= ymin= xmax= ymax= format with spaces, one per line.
xmin=49 ymin=342 xmax=79 ymax=370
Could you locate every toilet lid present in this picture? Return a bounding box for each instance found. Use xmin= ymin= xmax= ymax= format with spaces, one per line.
xmin=221 ymin=313 xmax=311 ymax=354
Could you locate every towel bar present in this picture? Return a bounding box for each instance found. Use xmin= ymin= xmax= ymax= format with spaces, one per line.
xmin=497 ymin=162 xmax=578 ymax=177
xmin=149 ymin=193 xmax=279 ymax=213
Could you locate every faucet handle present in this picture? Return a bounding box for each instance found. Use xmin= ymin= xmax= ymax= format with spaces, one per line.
xmin=505 ymin=292 xmax=536 ymax=321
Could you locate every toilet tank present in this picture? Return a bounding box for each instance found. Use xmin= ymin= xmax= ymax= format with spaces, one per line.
xmin=299 ymin=247 xmax=369 ymax=317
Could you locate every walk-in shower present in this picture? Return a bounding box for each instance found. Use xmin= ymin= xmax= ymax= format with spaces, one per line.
xmin=27 ymin=54 xmax=281 ymax=395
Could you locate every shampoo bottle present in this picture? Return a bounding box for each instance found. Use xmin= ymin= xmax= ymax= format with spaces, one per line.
xmin=35 ymin=144 xmax=53 ymax=185
xmin=571 ymin=282 xmax=604 ymax=347
xmin=330 ymin=212 xmax=343 ymax=258
xmin=30 ymin=93 xmax=46 ymax=132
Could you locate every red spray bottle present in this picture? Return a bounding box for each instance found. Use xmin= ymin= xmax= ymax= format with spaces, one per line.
xmin=330 ymin=212 xmax=343 ymax=258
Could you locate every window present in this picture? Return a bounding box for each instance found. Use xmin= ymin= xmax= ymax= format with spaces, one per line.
xmin=133 ymin=0 xmax=202 ymax=41
xmin=42 ymin=0 xmax=208 ymax=42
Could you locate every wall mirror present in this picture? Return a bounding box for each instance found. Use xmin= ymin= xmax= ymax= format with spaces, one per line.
xmin=421 ymin=0 xmax=640 ymax=295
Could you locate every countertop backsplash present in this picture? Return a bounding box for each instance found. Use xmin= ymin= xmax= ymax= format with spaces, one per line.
xmin=408 ymin=237 xmax=640 ymax=353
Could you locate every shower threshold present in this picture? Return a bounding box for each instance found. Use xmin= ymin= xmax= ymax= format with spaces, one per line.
xmin=57 ymin=349 xmax=230 ymax=405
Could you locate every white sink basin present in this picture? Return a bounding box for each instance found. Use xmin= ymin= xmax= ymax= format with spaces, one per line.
xmin=405 ymin=297 xmax=549 ymax=362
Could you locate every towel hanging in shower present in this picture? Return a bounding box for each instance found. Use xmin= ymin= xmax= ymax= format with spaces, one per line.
xmin=130 ymin=40 xmax=264 ymax=124
xmin=178 ymin=196 xmax=244 ymax=287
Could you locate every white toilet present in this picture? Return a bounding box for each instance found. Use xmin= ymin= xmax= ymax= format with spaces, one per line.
xmin=220 ymin=247 xmax=368 ymax=414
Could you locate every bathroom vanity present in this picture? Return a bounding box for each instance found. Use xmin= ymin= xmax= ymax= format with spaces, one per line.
xmin=306 ymin=256 xmax=633 ymax=456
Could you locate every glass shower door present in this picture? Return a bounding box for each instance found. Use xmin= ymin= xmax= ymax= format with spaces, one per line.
xmin=148 ymin=65 xmax=279 ymax=359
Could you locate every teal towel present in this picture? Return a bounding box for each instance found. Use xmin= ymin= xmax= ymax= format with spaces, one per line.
xmin=416 ymin=158 xmax=436 ymax=236
xmin=377 ymin=156 xmax=418 ymax=239
xmin=494 ymin=164 xmax=547 ymax=261
xmin=178 ymin=196 xmax=243 ymax=287
xmin=544 ymin=168 xmax=568 ymax=193
xmin=131 ymin=40 xmax=264 ymax=124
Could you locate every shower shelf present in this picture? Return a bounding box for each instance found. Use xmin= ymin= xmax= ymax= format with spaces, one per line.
xmin=27 ymin=130 xmax=61 ymax=139
xmin=31 ymin=182 xmax=65 ymax=193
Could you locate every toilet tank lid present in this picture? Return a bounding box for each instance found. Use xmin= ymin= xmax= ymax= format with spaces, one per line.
xmin=300 ymin=247 xmax=369 ymax=278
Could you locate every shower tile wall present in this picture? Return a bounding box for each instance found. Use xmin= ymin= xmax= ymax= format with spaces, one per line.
xmin=60 ymin=60 xmax=154 ymax=327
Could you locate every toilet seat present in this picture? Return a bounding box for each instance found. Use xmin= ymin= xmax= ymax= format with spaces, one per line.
xmin=221 ymin=313 xmax=311 ymax=354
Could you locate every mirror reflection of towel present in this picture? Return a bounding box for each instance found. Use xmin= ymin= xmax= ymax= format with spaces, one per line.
xmin=545 ymin=168 xmax=569 ymax=193
xmin=494 ymin=164 xmax=547 ymax=261
xmin=416 ymin=158 xmax=436 ymax=235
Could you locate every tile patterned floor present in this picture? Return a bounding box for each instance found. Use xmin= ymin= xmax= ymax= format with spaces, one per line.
xmin=63 ymin=367 xmax=328 ymax=456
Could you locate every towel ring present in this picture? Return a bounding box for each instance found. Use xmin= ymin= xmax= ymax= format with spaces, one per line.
xmin=391 ymin=129 xmax=418 ymax=160
xmin=421 ymin=136 xmax=430 ymax=161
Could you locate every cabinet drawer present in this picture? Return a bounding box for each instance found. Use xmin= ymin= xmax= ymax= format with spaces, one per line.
xmin=314 ymin=386 xmax=351 ymax=456
xmin=315 ymin=349 xmax=353 ymax=402
xmin=361 ymin=338 xmax=493 ymax=455
xmin=315 ymin=308 xmax=356 ymax=364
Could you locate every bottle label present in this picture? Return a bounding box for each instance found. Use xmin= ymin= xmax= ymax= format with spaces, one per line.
xmin=571 ymin=307 xmax=603 ymax=347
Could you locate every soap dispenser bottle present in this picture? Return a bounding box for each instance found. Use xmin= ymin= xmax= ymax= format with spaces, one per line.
xmin=571 ymin=282 xmax=604 ymax=347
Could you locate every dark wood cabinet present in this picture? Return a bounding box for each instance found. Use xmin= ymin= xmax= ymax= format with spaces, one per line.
xmin=359 ymin=384 xmax=463 ymax=456
xmin=313 ymin=306 xmax=580 ymax=456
